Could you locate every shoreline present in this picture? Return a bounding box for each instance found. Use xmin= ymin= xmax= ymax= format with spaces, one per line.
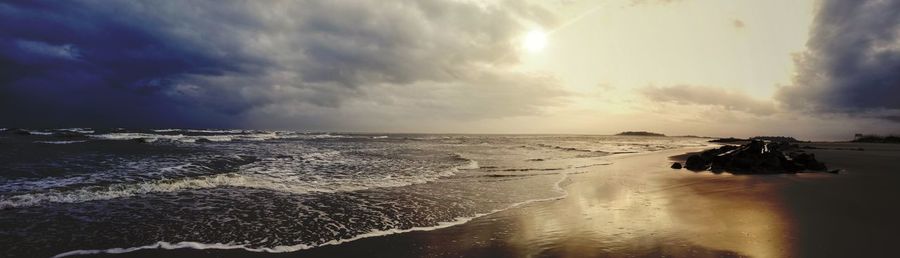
xmin=76 ymin=143 xmax=900 ymax=257
xmin=71 ymin=147 xmax=705 ymax=257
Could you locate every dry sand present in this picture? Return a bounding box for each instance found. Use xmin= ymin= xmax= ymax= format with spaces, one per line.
xmin=87 ymin=142 xmax=900 ymax=258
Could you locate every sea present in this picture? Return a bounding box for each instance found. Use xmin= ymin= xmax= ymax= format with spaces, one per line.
xmin=0 ymin=128 xmax=710 ymax=257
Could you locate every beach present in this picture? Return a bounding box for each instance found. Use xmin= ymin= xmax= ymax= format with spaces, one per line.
xmin=83 ymin=142 xmax=900 ymax=258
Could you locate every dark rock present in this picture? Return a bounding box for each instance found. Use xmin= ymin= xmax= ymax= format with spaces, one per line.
xmin=709 ymin=137 xmax=747 ymax=143
xmin=676 ymin=139 xmax=835 ymax=174
xmin=670 ymin=162 xmax=682 ymax=169
xmin=684 ymin=155 xmax=709 ymax=170
xmin=759 ymin=152 xmax=782 ymax=170
xmin=731 ymin=154 xmax=754 ymax=170
xmin=195 ymin=138 xmax=213 ymax=143
xmin=276 ymin=155 xmax=294 ymax=160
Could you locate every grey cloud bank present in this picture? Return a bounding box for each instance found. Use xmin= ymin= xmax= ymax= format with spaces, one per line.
xmin=640 ymin=85 xmax=776 ymax=116
xmin=1 ymin=0 xmax=898 ymax=133
xmin=0 ymin=0 xmax=562 ymax=129
xmin=776 ymin=0 xmax=900 ymax=120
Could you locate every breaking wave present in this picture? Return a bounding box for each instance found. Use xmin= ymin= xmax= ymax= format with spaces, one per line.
xmin=89 ymin=132 xmax=278 ymax=143
xmin=0 ymin=159 xmax=478 ymax=209
xmin=52 ymin=171 xmax=571 ymax=258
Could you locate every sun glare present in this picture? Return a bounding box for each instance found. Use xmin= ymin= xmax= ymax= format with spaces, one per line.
xmin=522 ymin=29 xmax=548 ymax=53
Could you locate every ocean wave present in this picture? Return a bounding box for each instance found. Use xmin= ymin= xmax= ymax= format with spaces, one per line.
xmin=308 ymin=133 xmax=348 ymax=139
xmin=35 ymin=140 xmax=89 ymax=144
xmin=98 ymin=131 xmax=385 ymax=141
xmin=52 ymin=171 xmax=571 ymax=258
xmin=1 ymin=159 xmax=478 ymax=209
xmin=0 ymin=174 xmax=320 ymax=209
xmin=536 ymin=143 xmax=602 ymax=153
xmin=89 ymin=132 xmax=278 ymax=143
xmin=152 ymin=129 xmax=249 ymax=134
xmin=25 ymin=130 xmax=55 ymax=135
xmin=59 ymin=128 xmax=95 ymax=134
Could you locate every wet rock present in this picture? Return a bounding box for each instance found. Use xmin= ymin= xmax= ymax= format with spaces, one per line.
xmin=671 ymin=162 xmax=682 ymax=169
xmin=685 ymin=155 xmax=709 ymax=170
xmin=677 ymin=140 xmax=834 ymax=174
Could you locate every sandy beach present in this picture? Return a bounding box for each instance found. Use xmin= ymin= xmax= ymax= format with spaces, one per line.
xmin=80 ymin=142 xmax=900 ymax=258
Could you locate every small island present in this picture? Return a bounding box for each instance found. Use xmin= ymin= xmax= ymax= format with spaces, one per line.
xmin=616 ymin=131 xmax=665 ymax=137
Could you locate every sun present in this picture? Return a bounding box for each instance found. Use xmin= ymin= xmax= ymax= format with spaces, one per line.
xmin=522 ymin=29 xmax=548 ymax=53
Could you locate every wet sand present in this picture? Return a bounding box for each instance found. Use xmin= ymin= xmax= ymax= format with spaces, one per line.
xmin=85 ymin=143 xmax=900 ymax=258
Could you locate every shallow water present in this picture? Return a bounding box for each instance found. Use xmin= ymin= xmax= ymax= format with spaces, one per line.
xmin=0 ymin=129 xmax=709 ymax=257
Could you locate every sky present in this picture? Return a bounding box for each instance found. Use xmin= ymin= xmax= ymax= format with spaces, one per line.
xmin=1 ymin=0 xmax=898 ymax=140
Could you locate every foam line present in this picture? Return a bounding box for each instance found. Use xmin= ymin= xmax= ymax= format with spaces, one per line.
xmin=53 ymin=172 xmax=572 ymax=258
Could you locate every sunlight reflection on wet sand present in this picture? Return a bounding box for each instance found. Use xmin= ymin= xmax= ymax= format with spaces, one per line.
xmin=500 ymin=148 xmax=773 ymax=257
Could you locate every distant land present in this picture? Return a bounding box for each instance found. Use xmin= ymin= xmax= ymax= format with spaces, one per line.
xmin=709 ymin=136 xmax=803 ymax=143
xmin=616 ymin=131 xmax=665 ymax=137
xmin=751 ymin=136 xmax=802 ymax=142
xmin=853 ymin=134 xmax=900 ymax=143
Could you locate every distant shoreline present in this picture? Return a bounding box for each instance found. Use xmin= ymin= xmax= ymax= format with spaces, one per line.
xmin=615 ymin=131 xmax=665 ymax=137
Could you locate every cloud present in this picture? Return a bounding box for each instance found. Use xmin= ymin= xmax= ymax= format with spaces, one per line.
xmin=14 ymin=40 xmax=81 ymax=61
xmin=775 ymin=0 xmax=900 ymax=122
xmin=0 ymin=0 xmax=563 ymax=128
xmin=630 ymin=0 xmax=683 ymax=6
xmin=639 ymin=85 xmax=777 ymax=115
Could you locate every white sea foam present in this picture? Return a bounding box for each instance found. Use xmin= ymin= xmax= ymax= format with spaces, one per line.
xmin=0 ymin=174 xmax=321 ymax=209
xmin=52 ymin=172 xmax=572 ymax=258
xmin=26 ymin=130 xmax=54 ymax=135
xmin=35 ymin=140 xmax=88 ymax=144
xmin=60 ymin=128 xmax=94 ymax=134
xmin=152 ymin=129 xmax=248 ymax=134
xmin=89 ymin=132 xmax=277 ymax=143
xmin=1 ymin=159 xmax=477 ymax=209
xmin=90 ymin=133 xmax=180 ymax=141
xmin=309 ymin=133 xmax=348 ymax=139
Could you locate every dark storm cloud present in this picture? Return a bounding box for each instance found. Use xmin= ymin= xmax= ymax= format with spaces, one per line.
xmin=0 ymin=0 xmax=562 ymax=128
xmin=640 ymin=85 xmax=776 ymax=116
xmin=776 ymin=0 xmax=900 ymax=121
